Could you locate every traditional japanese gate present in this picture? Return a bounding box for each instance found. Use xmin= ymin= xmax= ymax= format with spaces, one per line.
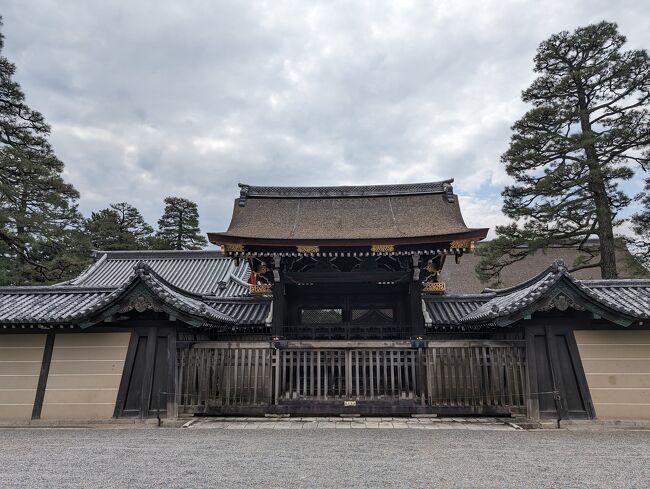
xmin=176 ymin=340 xmax=527 ymax=416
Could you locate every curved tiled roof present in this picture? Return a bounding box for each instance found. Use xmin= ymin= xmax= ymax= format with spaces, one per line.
xmin=0 ymin=288 xmax=114 ymax=324
xmin=578 ymin=279 xmax=650 ymax=318
xmin=3 ymin=251 xmax=649 ymax=329
xmin=0 ymin=250 xmax=265 ymax=327
xmin=0 ymin=262 xmax=237 ymax=326
xmin=459 ymin=260 xmax=649 ymax=324
xmin=423 ymin=294 xmax=492 ymax=325
xmin=69 ymin=250 xmax=242 ymax=295
xmin=215 ymin=260 xmax=251 ymax=297
xmin=206 ymin=297 xmax=272 ymax=325
xmin=128 ymin=263 xmax=237 ymax=324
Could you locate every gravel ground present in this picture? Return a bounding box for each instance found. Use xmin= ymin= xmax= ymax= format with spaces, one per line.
xmin=0 ymin=427 xmax=648 ymax=488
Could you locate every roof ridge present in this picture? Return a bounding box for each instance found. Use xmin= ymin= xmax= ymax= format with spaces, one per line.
xmin=237 ymin=180 xmax=455 ymax=200
xmin=91 ymin=249 xmax=224 ymax=259
xmin=482 ymin=259 xmax=567 ymax=295
xmin=579 ymin=279 xmax=650 ymax=286
xmin=423 ymin=293 xmax=495 ymax=301
xmin=65 ymin=252 xmax=108 ymax=285
xmin=204 ymin=296 xmax=272 ymax=304
xmin=0 ymin=286 xmax=116 ymax=294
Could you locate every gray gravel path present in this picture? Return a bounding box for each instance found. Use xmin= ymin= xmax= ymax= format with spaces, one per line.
xmin=0 ymin=427 xmax=648 ymax=488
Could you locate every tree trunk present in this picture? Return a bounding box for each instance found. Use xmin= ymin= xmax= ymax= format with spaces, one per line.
xmin=588 ymin=167 xmax=618 ymax=278
xmin=576 ymin=80 xmax=618 ymax=279
xmin=16 ymin=191 xmax=29 ymax=269
xmin=176 ymin=212 xmax=184 ymax=250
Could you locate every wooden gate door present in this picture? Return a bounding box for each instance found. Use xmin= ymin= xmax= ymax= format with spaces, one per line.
xmin=527 ymin=325 xmax=595 ymax=419
xmin=274 ymin=342 xmax=423 ymax=414
xmin=176 ymin=340 xmax=528 ymax=416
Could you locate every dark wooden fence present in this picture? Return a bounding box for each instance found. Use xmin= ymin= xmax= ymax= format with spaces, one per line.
xmin=177 ymin=340 xmax=527 ymax=415
xmin=422 ymin=342 xmax=527 ymax=408
xmin=177 ymin=342 xmax=273 ymax=412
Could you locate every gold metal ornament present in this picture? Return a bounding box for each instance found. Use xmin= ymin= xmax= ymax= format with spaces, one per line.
xmin=371 ymin=244 xmax=395 ymax=253
xmin=221 ymin=243 xmax=244 ymax=253
xmin=422 ymin=281 xmax=446 ymax=294
xmin=296 ymin=245 xmax=320 ymax=253
xmin=425 ymin=261 xmax=439 ymax=273
xmin=249 ymin=283 xmax=273 ymax=295
xmin=450 ymin=239 xmax=475 ymax=252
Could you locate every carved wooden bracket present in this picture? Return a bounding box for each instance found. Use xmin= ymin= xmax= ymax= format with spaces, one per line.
xmin=539 ymin=293 xmax=585 ymax=312
xmin=117 ymin=294 xmax=163 ymax=314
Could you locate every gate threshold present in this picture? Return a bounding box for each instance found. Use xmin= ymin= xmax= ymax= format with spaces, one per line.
xmin=184 ymin=416 xmax=522 ymax=430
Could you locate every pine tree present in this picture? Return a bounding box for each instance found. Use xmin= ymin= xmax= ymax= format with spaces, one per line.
xmin=86 ymin=202 xmax=153 ymax=250
xmin=0 ymin=18 xmax=89 ymax=284
xmin=155 ymin=197 xmax=207 ymax=250
xmin=627 ymin=178 xmax=650 ymax=268
xmin=478 ymin=22 xmax=650 ymax=283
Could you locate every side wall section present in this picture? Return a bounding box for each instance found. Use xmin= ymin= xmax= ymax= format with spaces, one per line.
xmin=575 ymin=330 xmax=650 ymax=420
xmin=0 ymin=334 xmax=46 ymax=420
xmin=41 ymin=332 xmax=131 ymax=420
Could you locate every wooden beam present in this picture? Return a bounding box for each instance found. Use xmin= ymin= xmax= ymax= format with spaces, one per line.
xmin=140 ymin=327 xmax=158 ymax=418
xmin=114 ymin=330 xmax=142 ymax=418
xmin=31 ymin=331 xmax=55 ymax=420
xmin=285 ymin=270 xmax=410 ymax=284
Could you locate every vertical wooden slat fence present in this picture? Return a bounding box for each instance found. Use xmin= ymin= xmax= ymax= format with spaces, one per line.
xmin=177 ymin=342 xmax=272 ymax=414
xmin=177 ymin=340 xmax=527 ymax=414
xmin=274 ymin=348 xmax=422 ymax=402
xmin=422 ymin=341 xmax=527 ymax=408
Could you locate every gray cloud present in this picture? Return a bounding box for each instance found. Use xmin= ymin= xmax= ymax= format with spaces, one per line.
xmin=3 ymin=0 xmax=649 ymax=240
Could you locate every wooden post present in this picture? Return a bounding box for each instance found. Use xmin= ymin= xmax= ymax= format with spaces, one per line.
xmin=274 ymin=346 xmax=281 ymax=405
xmin=409 ymin=280 xmax=425 ymax=337
xmin=418 ymin=346 xmax=426 ymax=406
xmin=167 ymin=329 xmax=177 ymax=418
xmin=525 ymin=327 xmax=540 ymax=419
xmin=31 ymin=331 xmax=55 ymax=420
xmin=345 ymin=350 xmax=352 ymax=400
xmin=271 ymin=283 xmax=284 ymax=338
xmin=271 ymin=254 xmax=284 ymax=338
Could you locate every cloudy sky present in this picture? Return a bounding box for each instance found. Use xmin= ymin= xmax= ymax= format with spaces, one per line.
xmin=3 ymin=0 xmax=650 ymax=242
